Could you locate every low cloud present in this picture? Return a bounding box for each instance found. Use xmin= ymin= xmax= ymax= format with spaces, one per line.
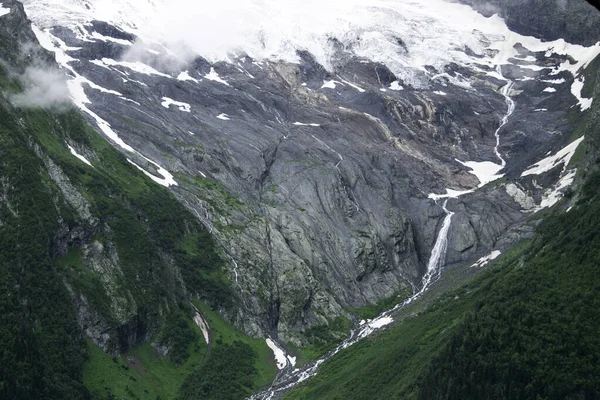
xmin=10 ymin=66 xmax=70 ymax=109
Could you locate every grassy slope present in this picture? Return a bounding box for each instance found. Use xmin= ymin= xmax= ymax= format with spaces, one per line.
xmin=82 ymin=299 xmax=278 ymax=400
xmin=287 ymin=183 xmax=600 ymax=399
xmin=286 ymin=150 xmax=600 ymax=399
xmin=83 ymin=324 xmax=208 ymax=400
xmin=0 ymin=55 xmax=234 ymax=399
xmin=284 ymin=242 xmax=530 ymax=400
xmin=193 ymin=300 xmax=278 ymax=389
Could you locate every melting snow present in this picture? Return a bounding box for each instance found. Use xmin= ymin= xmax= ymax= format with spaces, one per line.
xmin=177 ymin=70 xmax=199 ymax=83
xmin=161 ymin=97 xmax=191 ymax=112
xmin=266 ymin=338 xmax=288 ymax=370
xmin=293 ymin=122 xmax=320 ymax=127
xmin=389 ymin=81 xmax=403 ymax=91
xmin=67 ymin=144 xmax=92 ymax=166
xmin=32 ymin=26 xmax=177 ymax=187
xmin=521 ymin=137 xmax=584 ymax=177
xmin=433 ymin=90 xmax=447 ymax=96
xmin=339 ymin=78 xmax=365 ymax=92
xmin=457 ymin=160 xmax=504 ymax=187
xmin=534 ymin=108 xmax=547 ymax=112
xmin=94 ymin=58 xmax=172 ymax=78
xmin=571 ymin=77 xmax=593 ymax=111
xmin=216 ymin=113 xmax=231 ymax=120
xmin=89 ymin=31 xmax=132 ymax=45
xmin=0 ymin=3 xmax=10 ymax=17
xmin=538 ymin=169 xmax=577 ymax=210
xmin=204 ymin=67 xmax=230 ymax=86
xmin=470 ymin=250 xmax=501 ymax=268
xmin=321 ymin=80 xmax=340 ymax=89
xmin=193 ymin=311 xmax=210 ymax=344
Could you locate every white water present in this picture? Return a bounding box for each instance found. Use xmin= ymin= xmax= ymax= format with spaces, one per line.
xmin=250 ymin=200 xmax=455 ymax=399
xmin=495 ymin=69 xmax=516 ymax=168
xmin=432 ymin=68 xmax=515 ymax=194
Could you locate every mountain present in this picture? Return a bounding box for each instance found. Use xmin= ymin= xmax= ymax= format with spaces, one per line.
xmin=0 ymin=0 xmax=598 ymax=398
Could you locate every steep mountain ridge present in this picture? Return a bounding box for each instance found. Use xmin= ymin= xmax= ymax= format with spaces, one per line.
xmin=0 ymin=0 xmax=598 ymax=398
xmin=13 ymin=0 xmax=599 ymax=349
xmin=283 ymin=63 xmax=600 ymax=399
xmin=0 ymin=2 xmax=244 ymax=397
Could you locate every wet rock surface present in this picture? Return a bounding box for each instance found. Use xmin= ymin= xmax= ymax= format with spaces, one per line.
xmin=14 ymin=0 xmax=599 ymax=344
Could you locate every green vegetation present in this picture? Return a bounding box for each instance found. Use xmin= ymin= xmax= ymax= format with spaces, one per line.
xmin=0 ymin=100 xmax=90 ymax=400
xmin=291 ymin=317 xmax=353 ymax=364
xmin=353 ymin=288 xmax=412 ymax=320
xmin=191 ymin=300 xmax=278 ymax=389
xmin=286 ymin=167 xmax=600 ymax=399
xmin=180 ymin=341 xmax=259 ymax=400
xmin=84 ymin=299 xmax=279 ymax=400
xmin=84 ymin=328 xmax=207 ymax=400
xmin=0 ymin=42 xmax=230 ymax=398
xmin=419 ymin=171 xmax=600 ymax=400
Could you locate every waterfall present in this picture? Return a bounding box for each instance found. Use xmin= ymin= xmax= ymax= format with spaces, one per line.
xmin=494 ymin=66 xmax=516 ymax=167
xmin=421 ymin=199 xmax=454 ymax=290
xmin=250 ymin=200 xmax=456 ymax=399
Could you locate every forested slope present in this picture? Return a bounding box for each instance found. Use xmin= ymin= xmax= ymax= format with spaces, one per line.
xmin=286 ymin=61 xmax=600 ymax=400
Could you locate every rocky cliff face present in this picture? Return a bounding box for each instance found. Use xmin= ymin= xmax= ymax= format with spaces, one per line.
xmin=459 ymin=0 xmax=600 ymax=47
xmin=0 ymin=0 xmax=232 ymax=363
xmin=5 ymin=0 xmax=599 ymax=349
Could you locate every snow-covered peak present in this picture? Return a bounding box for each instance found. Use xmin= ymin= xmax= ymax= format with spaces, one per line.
xmin=21 ymin=0 xmax=157 ymax=31
xmin=23 ymin=0 xmax=600 ymax=90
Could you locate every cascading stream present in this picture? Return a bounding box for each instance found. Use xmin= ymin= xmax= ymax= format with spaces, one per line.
xmin=250 ymin=200 xmax=455 ymax=400
xmin=250 ymin=60 xmax=517 ymax=400
xmin=251 ymin=66 xmax=517 ymax=398
xmin=494 ymin=65 xmax=516 ymax=167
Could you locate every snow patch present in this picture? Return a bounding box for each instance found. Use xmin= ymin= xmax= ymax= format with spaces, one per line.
xmin=321 ymin=80 xmax=340 ymax=89
xmin=368 ymin=316 xmax=393 ymax=329
xmin=543 ymin=87 xmax=557 ymax=93
xmin=177 ymin=70 xmax=199 ymax=83
xmin=521 ymin=137 xmax=584 ymax=177
xmin=293 ymin=122 xmax=320 ymax=127
xmin=338 ymin=78 xmax=365 ymax=92
xmin=204 ymin=67 xmax=230 ymax=86
xmin=571 ymin=77 xmax=593 ymax=111
xmin=266 ymin=338 xmax=288 ymax=370
xmin=470 ymin=250 xmax=501 ymax=268
xmin=541 ymin=78 xmax=566 ymax=84
xmin=216 ymin=113 xmax=231 ymax=120
xmin=389 ymin=81 xmax=403 ymax=91
xmin=89 ymin=31 xmax=132 ymax=46
xmin=161 ymin=97 xmax=191 ymax=112
xmin=94 ymin=58 xmax=172 ymax=78
xmin=0 ymin=3 xmax=10 ymax=17
xmin=505 ymin=183 xmax=536 ymax=211
xmin=433 ymin=90 xmax=447 ymax=96
xmin=538 ymin=169 xmax=577 ymax=210
xmin=127 ymin=158 xmax=177 ymax=187
xmin=428 ymin=188 xmax=473 ymax=200
xmin=67 ymin=144 xmax=92 ymax=166
xmin=193 ymin=311 xmax=210 ymax=345
xmin=457 ymin=160 xmax=504 ymax=187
